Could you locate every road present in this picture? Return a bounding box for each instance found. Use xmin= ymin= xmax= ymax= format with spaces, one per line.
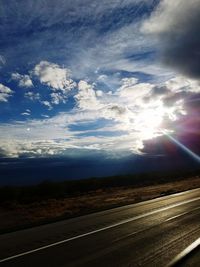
xmin=0 ymin=188 xmax=200 ymax=267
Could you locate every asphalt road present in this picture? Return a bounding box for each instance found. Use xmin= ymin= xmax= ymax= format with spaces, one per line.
xmin=1 ymin=188 xmax=200 ymax=267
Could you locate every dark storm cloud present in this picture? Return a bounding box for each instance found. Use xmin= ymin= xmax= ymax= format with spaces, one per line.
xmin=163 ymin=11 xmax=200 ymax=78
xmin=143 ymin=0 xmax=200 ymax=79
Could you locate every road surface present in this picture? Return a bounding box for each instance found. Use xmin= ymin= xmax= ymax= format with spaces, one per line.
xmin=0 ymin=188 xmax=200 ymax=267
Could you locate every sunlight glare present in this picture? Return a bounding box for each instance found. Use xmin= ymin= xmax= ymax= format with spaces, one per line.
xmin=134 ymin=107 xmax=165 ymax=139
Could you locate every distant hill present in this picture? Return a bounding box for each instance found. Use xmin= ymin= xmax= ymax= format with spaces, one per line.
xmin=0 ymin=152 xmax=199 ymax=186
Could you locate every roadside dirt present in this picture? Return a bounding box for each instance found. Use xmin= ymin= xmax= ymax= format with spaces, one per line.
xmin=0 ymin=176 xmax=199 ymax=233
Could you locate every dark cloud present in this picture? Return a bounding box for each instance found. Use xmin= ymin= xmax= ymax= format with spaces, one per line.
xmin=163 ymin=91 xmax=190 ymax=106
xmin=151 ymin=85 xmax=170 ymax=96
xmin=163 ymin=14 xmax=200 ymax=78
xmin=142 ymin=133 xmax=200 ymax=164
xmin=184 ymin=93 xmax=200 ymax=110
xmin=144 ymin=0 xmax=200 ymax=79
xmin=143 ymin=85 xmax=170 ymax=103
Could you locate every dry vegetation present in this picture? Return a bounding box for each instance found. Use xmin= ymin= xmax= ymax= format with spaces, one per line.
xmin=0 ymin=175 xmax=200 ymax=233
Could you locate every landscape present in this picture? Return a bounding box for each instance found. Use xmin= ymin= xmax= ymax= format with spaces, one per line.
xmin=0 ymin=0 xmax=200 ymax=266
xmin=0 ymin=170 xmax=200 ymax=234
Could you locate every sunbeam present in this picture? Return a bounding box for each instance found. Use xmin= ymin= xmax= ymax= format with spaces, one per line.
xmin=163 ymin=131 xmax=200 ymax=163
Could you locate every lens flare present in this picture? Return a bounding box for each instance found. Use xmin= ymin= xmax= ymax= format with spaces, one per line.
xmin=163 ymin=131 xmax=200 ymax=163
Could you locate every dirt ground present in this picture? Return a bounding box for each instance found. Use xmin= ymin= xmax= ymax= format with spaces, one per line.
xmin=0 ymin=176 xmax=199 ymax=233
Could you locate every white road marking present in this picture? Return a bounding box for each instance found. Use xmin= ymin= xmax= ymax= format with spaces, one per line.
xmin=167 ymin=237 xmax=200 ymax=266
xmin=1 ymin=195 xmax=200 ymax=263
xmin=165 ymin=212 xmax=189 ymax=222
xmin=165 ymin=206 xmax=200 ymax=222
xmin=114 ymin=206 xmax=200 ymax=243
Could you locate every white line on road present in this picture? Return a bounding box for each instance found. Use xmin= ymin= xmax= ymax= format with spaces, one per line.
xmin=113 ymin=206 xmax=200 ymax=243
xmin=167 ymin=237 xmax=200 ymax=266
xmin=1 ymin=195 xmax=200 ymax=263
xmin=165 ymin=206 xmax=200 ymax=222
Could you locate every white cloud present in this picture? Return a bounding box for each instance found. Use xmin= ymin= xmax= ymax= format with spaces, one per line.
xmin=21 ymin=109 xmax=31 ymax=116
xmin=114 ymin=79 xmax=160 ymax=127
xmin=21 ymin=112 xmax=31 ymax=116
xmin=25 ymin=91 xmax=41 ymax=101
xmin=0 ymin=140 xmax=69 ymax=158
xmin=32 ymin=61 xmax=77 ymax=105
xmin=41 ymin=114 xmax=49 ymax=118
xmin=0 ymin=83 xmax=13 ymax=102
xmin=41 ymin=100 xmax=52 ymax=109
xmin=0 ymin=119 xmax=141 ymax=158
xmin=117 ymin=79 xmax=153 ymax=100
xmin=97 ymin=75 xmax=108 ymax=82
xmin=11 ymin=73 xmax=33 ymax=87
xmin=33 ymin=61 xmax=76 ymax=92
xmin=0 ymin=73 xmax=198 ymax=158
xmin=121 ymin=77 xmax=138 ymax=87
xmin=142 ymin=0 xmax=197 ymax=36
xmin=0 ymin=0 xmax=164 ymax=91
xmin=1 ymin=1 xmax=199 ymax=159
xmin=75 ymin=80 xmax=103 ymax=110
xmin=165 ymin=76 xmax=200 ymax=93
xmin=24 ymin=91 xmax=53 ymax=109
xmin=50 ymin=92 xmax=68 ymax=105
xmin=96 ymin=90 xmax=103 ymax=97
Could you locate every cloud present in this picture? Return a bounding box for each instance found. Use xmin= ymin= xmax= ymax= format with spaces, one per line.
xmin=0 ymin=84 xmax=13 ymax=102
xmin=0 ymin=140 xmax=70 ymax=158
xmin=164 ymin=76 xmax=200 ymax=93
xmin=0 ymin=0 xmax=151 ymax=35
xmin=75 ymin=80 xmax=103 ymax=110
xmin=33 ymin=61 xmax=76 ymax=91
xmin=148 ymin=76 xmax=200 ymax=108
xmin=32 ymin=61 xmax=77 ymax=105
xmin=150 ymin=85 xmax=170 ymax=97
xmin=50 ymin=92 xmax=66 ymax=105
xmin=0 ymin=0 xmax=163 ymax=83
xmin=1 ymin=73 xmax=197 ymax=158
xmin=25 ymin=91 xmax=41 ymax=101
xmin=117 ymin=78 xmax=154 ymax=105
xmin=41 ymin=114 xmax=49 ymax=118
xmin=0 ymin=121 xmax=139 ymax=158
xmin=21 ymin=112 xmax=31 ymax=116
xmin=68 ymin=19 xmax=164 ymax=79
xmin=41 ymin=100 xmax=52 ymax=109
xmin=11 ymin=73 xmax=33 ymax=87
xmin=21 ymin=61 xmax=77 ymax=106
xmin=142 ymin=0 xmax=200 ymax=79
xmin=1 ymin=0 xmax=199 ymax=160
xmin=21 ymin=109 xmax=31 ymax=116
xmin=24 ymin=91 xmax=52 ymax=109
xmin=75 ymin=80 xmax=137 ymax=126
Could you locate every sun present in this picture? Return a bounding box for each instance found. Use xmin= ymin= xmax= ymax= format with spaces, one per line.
xmin=134 ymin=107 xmax=165 ymax=139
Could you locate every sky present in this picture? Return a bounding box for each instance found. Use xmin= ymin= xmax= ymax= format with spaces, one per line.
xmin=0 ymin=0 xmax=200 ymax=184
